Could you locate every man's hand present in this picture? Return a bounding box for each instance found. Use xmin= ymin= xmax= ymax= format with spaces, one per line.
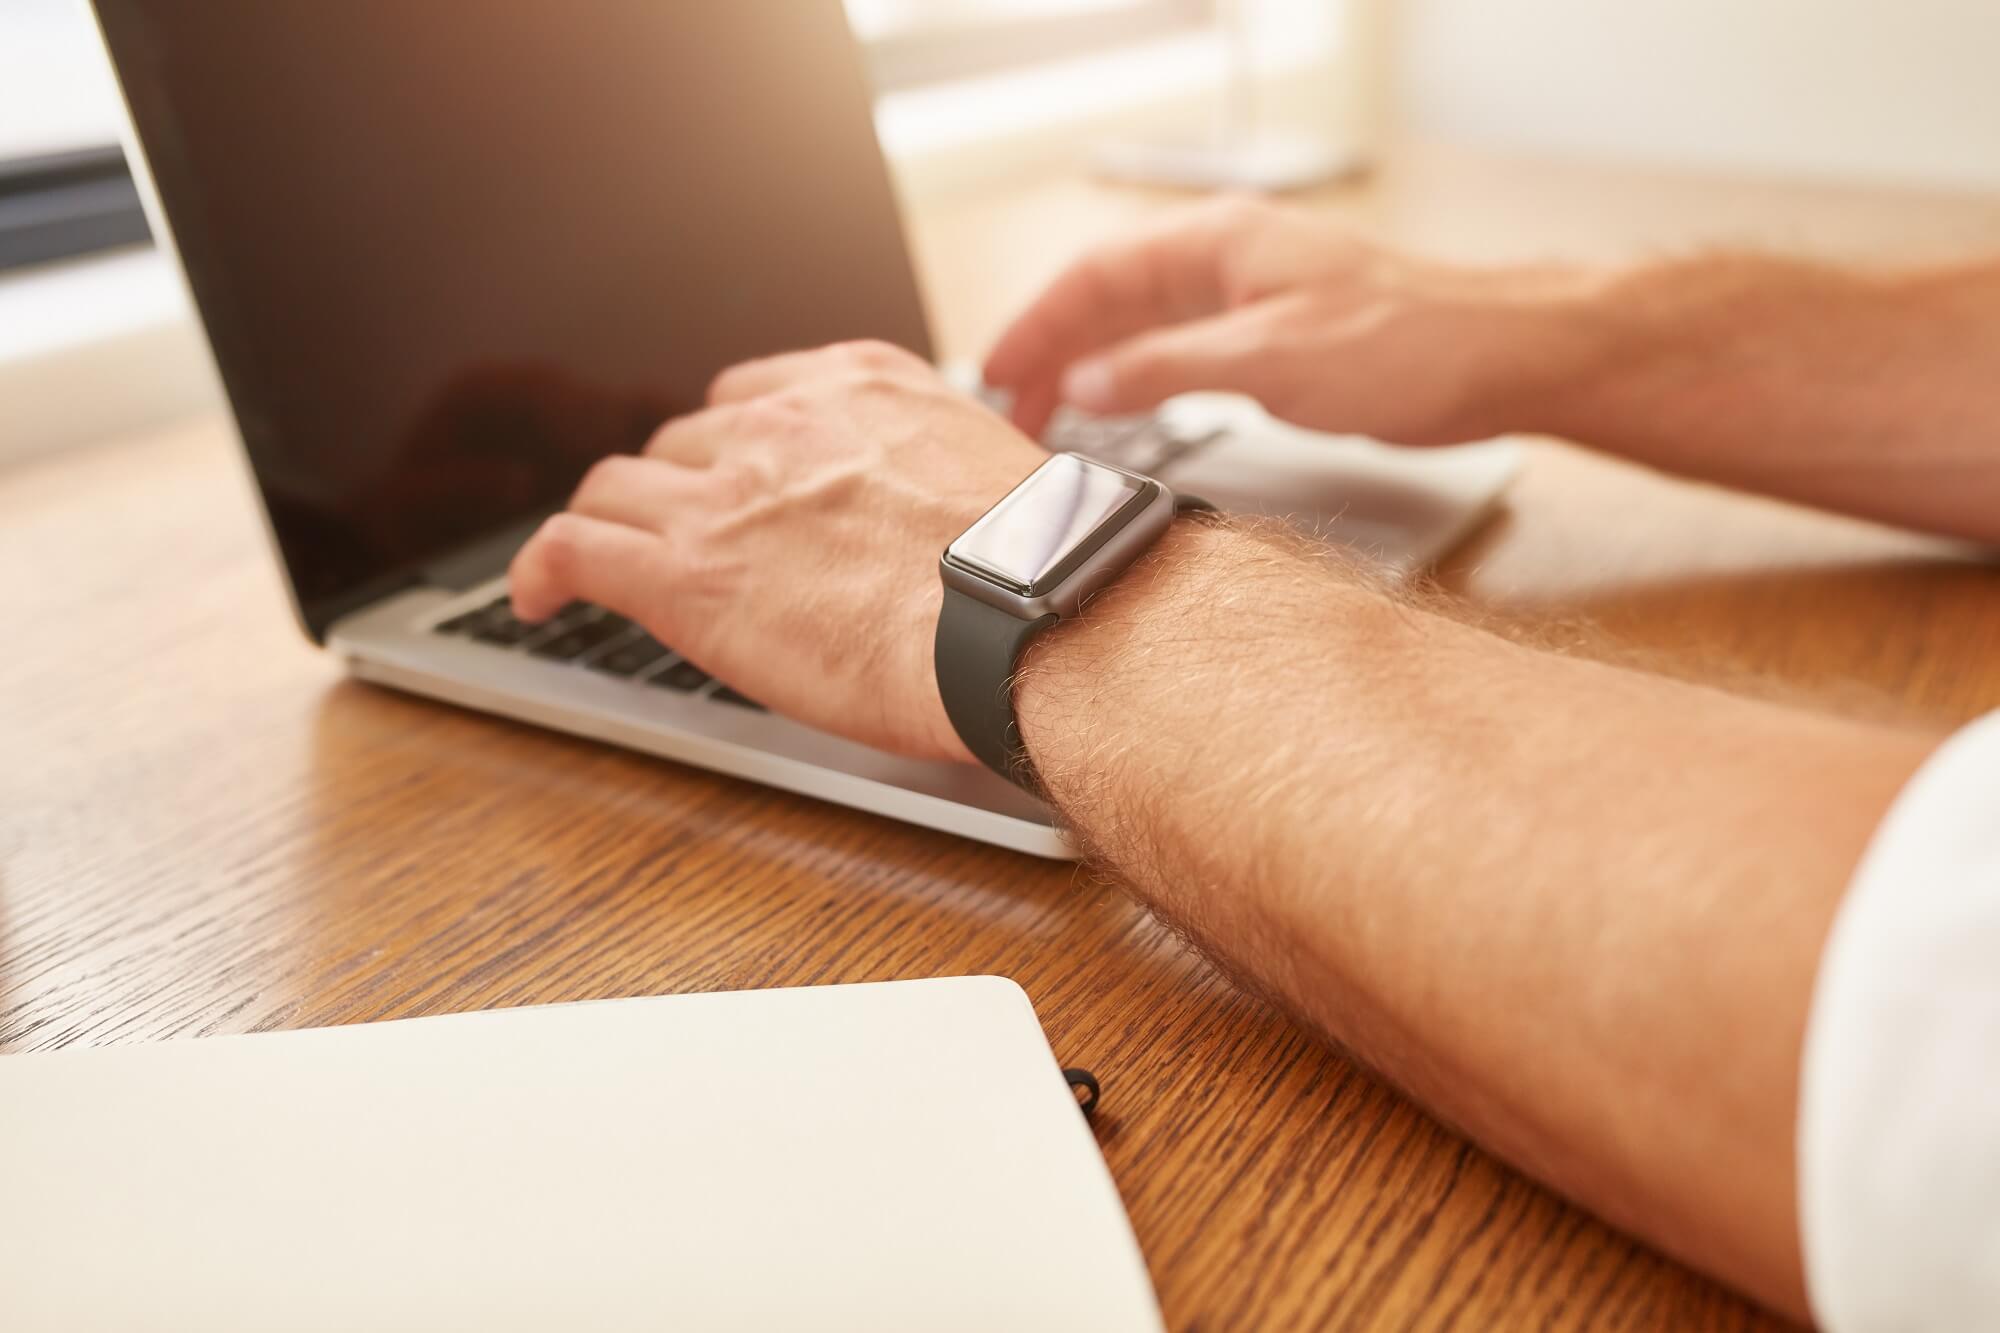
xmin=507 ymin=340 xmax=1048 ymax=762
xmin=994 ymin=195 xmax=2000 ymax=542
xmin=983 ymin=195 xmax=1598 ymax=443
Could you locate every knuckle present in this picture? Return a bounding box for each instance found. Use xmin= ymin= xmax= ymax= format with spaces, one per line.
xmin=836 ymin=337 xmax=911 ymax=369
xmin=840 ymin=367 xmax=915 ymax=399
xmin=705 ymin=363 xmax=750 ymax=404
xmin=650 ymin=522 xmax=701 ymax=575
xmin=737 ymin=393 xmax=811 ymax=436
xmin=577 ymin=454 xmax=625 ymax=494
xmin=532 ymin=513 xmax=587 ymax=572
xmin=663 ymin=528 xmax=738 ymax=594
xmin=707 ymin=456 xmax=768 ymax=503
xmin=645 ymin=413 xmax=715 ymax=460
xmin=641 ymin=418 xmax=683 ymax=456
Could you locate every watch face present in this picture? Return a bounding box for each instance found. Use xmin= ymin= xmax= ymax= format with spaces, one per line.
xmin=947 ymin=454 xmax=1151 ymax=594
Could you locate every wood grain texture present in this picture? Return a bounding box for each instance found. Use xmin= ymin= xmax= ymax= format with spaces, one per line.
xmin=7 ymin=140 xmax=2000 ymax=1330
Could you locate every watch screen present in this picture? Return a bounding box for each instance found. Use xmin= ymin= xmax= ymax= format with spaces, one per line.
xmin=948 ymin=455 xmax=1148 ymax=593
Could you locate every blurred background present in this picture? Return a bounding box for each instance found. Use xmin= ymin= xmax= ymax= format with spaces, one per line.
xmin=6 ymin=0 xmax=2000 ymax=465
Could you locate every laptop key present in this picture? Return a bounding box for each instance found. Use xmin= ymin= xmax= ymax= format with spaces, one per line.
xmin=472 ymin=611 xmax=541 ymax=646
xmin=650 ymin=659 xmax=712 ymax=692
xmin=710 ymin=686 xmax=765 ymax=712
xmin=530 ymin=616 xmax=628 ymax=661
xmin=591 ymin=634 xmax=670 ymax=677
xmin=439 ymin=596 xmax=629 ymax=652
xmin=435 ymin=606 xmax=489 ymax=636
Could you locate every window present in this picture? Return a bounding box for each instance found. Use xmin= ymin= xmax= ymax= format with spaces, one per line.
xmin=848 ymin=0 xmax=1213 ymax=90
xmin=0 ymin=0 xmax=148 ymax=272
xmin=0 ymin=0 xmax=1213 ymax=275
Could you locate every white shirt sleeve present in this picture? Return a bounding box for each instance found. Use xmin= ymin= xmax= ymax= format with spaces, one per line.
xmin=1799 ymin=709 xmax=2000 ymax=1332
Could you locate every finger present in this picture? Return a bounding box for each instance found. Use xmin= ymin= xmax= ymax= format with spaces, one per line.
xmin=508 ymin=512 xmax=675 ymax=625
xmin=567 ymin=453 xmax=708 ymax=531
xmin=642 ymin=409 xmax=724 ymax=467
xmin=706 ymin=338 xmax=926 ymax=407
xmin=1057 ymin=302 xmax=1286 ymax=418
xmin=982 ymin=204 xmax=1248 ymax=420
xmin=645 ymin=396 xmax=810 ymax=474
xmin=1010 ymin=381 xmax=1062 ymax=441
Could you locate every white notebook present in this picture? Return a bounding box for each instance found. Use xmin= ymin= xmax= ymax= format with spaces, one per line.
xmin=0 ymin=977 xmax=1163 ymax=1332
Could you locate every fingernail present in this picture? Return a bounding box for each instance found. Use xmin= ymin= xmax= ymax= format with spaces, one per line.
xmin=1062 ymin=359 xmax=1116 ymax=410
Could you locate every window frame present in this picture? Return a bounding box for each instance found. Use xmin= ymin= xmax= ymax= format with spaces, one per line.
xmin=859 ymin=0 xmax=1214 ymax=91
xmin=0 ymin=146 xmax=151 ymax=273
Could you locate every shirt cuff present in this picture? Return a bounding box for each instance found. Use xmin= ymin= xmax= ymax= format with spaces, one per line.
xmin=1798 ymin=709 xmax=2000 ymax=1332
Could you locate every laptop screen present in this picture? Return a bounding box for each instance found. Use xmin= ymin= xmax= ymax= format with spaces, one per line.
xmin=94 ymin=0 xmax=933 ymax=638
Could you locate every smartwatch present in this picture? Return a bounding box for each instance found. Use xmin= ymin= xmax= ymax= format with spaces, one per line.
xmin=935 ymin=452 xmax=1211 ymax=786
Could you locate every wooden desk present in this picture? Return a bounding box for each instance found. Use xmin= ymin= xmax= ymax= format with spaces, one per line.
xmin=6 ymin=141 xmax=1999 ymax=1330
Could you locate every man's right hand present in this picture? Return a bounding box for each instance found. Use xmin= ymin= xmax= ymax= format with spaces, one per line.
xmin=990 ymin=197 xmax=2000 ymax=544
xmin=982 ymin=196 xmax=1602 ymax=444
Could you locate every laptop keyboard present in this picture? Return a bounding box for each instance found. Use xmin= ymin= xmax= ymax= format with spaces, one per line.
xmin=1042 ymin=408 xmax=1224 ymax=475
xmin=966 ymin=376 xmax=1226 ymax=476
xmin=432 ymin=596 xmax=761 ymax=710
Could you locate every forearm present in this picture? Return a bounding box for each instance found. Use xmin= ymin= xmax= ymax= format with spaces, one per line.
xmin=1015 ymin=521 xmax=1937 ymax=1320
xmin=1513 ymin=253 xmax=2000 ymax=543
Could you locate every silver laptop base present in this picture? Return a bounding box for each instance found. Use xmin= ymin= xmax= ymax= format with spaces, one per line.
xmin=329 ymin=397 xmax=1520 ymax=859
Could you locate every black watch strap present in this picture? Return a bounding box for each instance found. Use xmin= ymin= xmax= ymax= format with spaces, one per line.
xmin=934 ymin=592 xmax=1057 ymax=784
xmin=936 ymin=493 xmax=1213 ymax=788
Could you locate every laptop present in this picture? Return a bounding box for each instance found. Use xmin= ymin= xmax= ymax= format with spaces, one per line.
xmin=91 ymin=0 xmax=1518 ymax=859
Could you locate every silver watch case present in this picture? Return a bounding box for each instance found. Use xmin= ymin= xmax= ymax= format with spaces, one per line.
xmin=939 ymin=453 xmax=1178 ymax=621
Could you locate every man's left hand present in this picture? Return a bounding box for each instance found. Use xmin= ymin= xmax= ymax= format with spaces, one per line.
xmin=508 ymin=340 xmax=1048 ymax=764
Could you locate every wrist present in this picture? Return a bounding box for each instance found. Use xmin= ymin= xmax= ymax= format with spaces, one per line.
xmin=1011 ymin=517 xmax=1376 ymax=806
xmin=1014 ymin=520 xmax=1237 ymax=688
xmin=1522 ymin=254 xmax=1872 ymax=453
xmin=1384 ymin=260 xmax=1632 ymax=440
xmin=1010 ymin=517 xmax=1233 ymax=816
xmin=1427 ymin=263 xmax=1627 ymax=442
